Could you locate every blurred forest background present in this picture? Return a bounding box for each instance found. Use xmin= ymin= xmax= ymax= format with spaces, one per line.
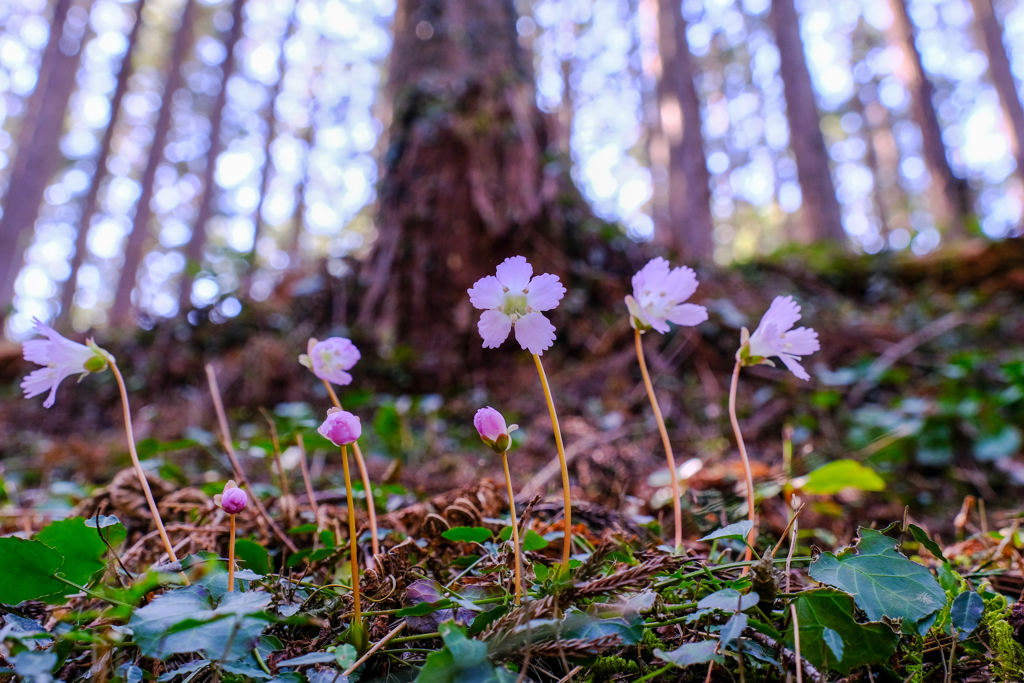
xmin=0 ymin=0 xmax=1021 ymax=341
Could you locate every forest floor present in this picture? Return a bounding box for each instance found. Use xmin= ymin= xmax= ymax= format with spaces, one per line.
xmin=2 ymin=238 xmax=1024 ymax=681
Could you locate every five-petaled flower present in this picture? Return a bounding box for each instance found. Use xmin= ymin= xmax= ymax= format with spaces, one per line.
xmin=21 ymin=319 xmax=112 ymax=408
xmin=625 ymin=257 xmax=708 ymax=334
xmin=474 ymin=406 xmax=518 ymax=454
xmin=741 ymin=296 xmax=819 ymax=381
xmin=299 ymin=337 xmax=361 ymax=386
xmin=215 ymin=480 xmax=248 ymax=514
xmin=467 ymin=256 xmax=566 ymax=355
xmin=319 ymin=407 xmax=362 ymax=446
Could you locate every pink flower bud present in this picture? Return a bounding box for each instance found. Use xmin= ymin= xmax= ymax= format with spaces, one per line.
xmin=319 ymin=408 xmax=362 ymax=446
xmin=217 ymin=482 xmax=248 ymax=514
xmin=474 ymin=406 xmax=514 ymax=453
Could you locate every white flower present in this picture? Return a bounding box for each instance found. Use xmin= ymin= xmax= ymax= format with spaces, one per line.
xmin=299 ymin=337 xmax=361 ymax=386
xmin=467 ymin=256 xmax=566 ymax=356
xmin=626 ymin=257 xmax=708 ymax=333
xmin=21 ymin=319 xmax=111 ymax=408
xmin=744 ymin=296 xmax=819 ymax=381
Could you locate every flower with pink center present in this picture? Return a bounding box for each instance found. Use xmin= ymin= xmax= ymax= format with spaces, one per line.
xmin=743 ymin=296 xmax=819 ymax=381
xmin=625 ymin=257 xmax=708 ymax=334
xmin=474 ymin=406 xmax=518 ymax=453
xmin=299 ymin=337 xmax=361 ymax=386
xmin=21 ymin=319 xmax=112 ymax=408
xmin=318 ymin=407 xmax=362 ymax=446
xmin=214 ymin=480 xmax=248 ymax=514
xmin=467 ymin=256 xmax=566 ymax=356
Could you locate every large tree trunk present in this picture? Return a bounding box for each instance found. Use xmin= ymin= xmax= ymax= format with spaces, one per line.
xmin=358 ymin=0 xmax=586 ymax=379
xmin=179 ymin=0 xmax=247 ymax=312
xmin=656 ymin=0 xmax=713 ymax=261
xmin=887 ymin=0 xmax=972 ymax=236
xmin=969 ymin=0 xmax=1024 ymax=188
xmin=769 ymin=0 xmax=846 ymax=243
xmin=0 ymin=0 xmax=86 ymax=318
xmin=110 ymin=0 xmax=196 ymax=326
xmin=60 ymin=0 xmax=147 ymax=328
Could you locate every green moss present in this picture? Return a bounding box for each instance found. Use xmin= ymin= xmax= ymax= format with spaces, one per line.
xmin=902 ymin=636 xmax=924 ymax=683
xmin=590 ymin=655 xmax=640 ymax=678
xmin=641 ymin=628 xmax=667 ymax=653
xmin=982 ymin=595 xmax=1024 ymax=682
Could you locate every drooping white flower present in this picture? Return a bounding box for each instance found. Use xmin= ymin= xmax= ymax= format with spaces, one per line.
xmin=744 ymin=296 xmax=819 ymax=381
xmin=467 ymin=256 xmax=566 ymax=356
xmin=625 ymin=257 xmax=708 ymax=334
xmin=21 ymin=319 xmax=111 ymax=408
xmin=299 ymin=337 xmax=361 ymax=386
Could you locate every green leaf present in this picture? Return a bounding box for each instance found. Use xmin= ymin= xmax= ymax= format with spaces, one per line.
xmin=498 ymin=527 xmax=548 ymax=552
xmin=234 ymin=539 xmax=271 ymax=576
xmin=808 ymin=527 xmax=946 ymax=634
xmin=13 ymin=651 xmax=57 ymax=683
xmin=937 ymin=563 xmax=960 ymax=592
xmin=907 ymin=524 xmax=946 ymax=563
xmin=654 ymin=640 xmax=724 ymax=667
xmin=129 ymin=586 xmax=272 ymax=661
xmin=822 ymin=628 xmax=843 ymax=662
xmin=0 ymin=537 xmax=66 ymax=604
xmin=719 ymin=613 xmax=747 ymax=649
xmin=799 ymin=460 xmax=885 ymax=495
xmin=36 ymin=517 xmax=115 ymax=587
xmin=700 ymin=521 xmax=753 ymax=543
xmin=277 ymin=653 xmax=338 ymax=667
xmin=441 ymin=527 xmax=492 ymax=544
xmin=697 ymin=588 xmax=759 ymax=612
xmin=395 ymin=599 xmax=455 ymax=617
xmin=415 ymin=622 xmax=515 ymax=683
xmin=784 ymin=588 xmax=899 ymax=675
xmin=950 ymin=591 xmax=984 ymax=638
xmin=523 ymin=530 xmax=548 ymax=551
xmin=335 ymin=643 xmax=358 ymax=670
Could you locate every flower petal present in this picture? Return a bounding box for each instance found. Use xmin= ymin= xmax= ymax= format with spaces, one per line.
xmin=780 ymin=326 xmax=819 ymax=356
xmin=760 ymin=296 xmax=802 ymax=334
xmin=662 ymin=266 xmax=699 ymax=304
xmin=468 ymin=275 xmax=505 ymax=310
xmin=778 ymin=354 xmax=811 ymax=381
xmin=667 ymin=303 xmax=708 ymax=327
xmin=478 ymin=310 xmax=512 ymax=348
xmin=22 ymin=339 xmax=51 ymax=366
xmin=21 ymin=367 xmax=56 ymax=400
xmin=513 ymin=312 xmax=556 ymax=355
xmin=632 ymin=258 xmax=670 ymax=299
xmin=495 ymin=256 xmax=532 ymax=292
xmin=526 ymin=273 xmax=565 ymax=312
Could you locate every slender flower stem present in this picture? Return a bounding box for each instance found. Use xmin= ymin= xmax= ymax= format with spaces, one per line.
xmin=341 ymin=444 xmax=362 ymax=624
xmin=109 ymin=361 xmax=185 ymax=581
xmin=500 ymin=451 xmax=523 ymax=605
xmin=728 ymin=361 xmax=756 ymax=567
xmin=532 ymin=353 xmax=571 ymax=570
xmin=790 ymin=603 xmax=803 ymax=683
xmin=206 ymin=364 xmax=298 ymax=553
xmin=324 ymin=381 xmax=379 ymax=558
xmin=295 ymin=434 xmax=321 ymax=527
xmin=227 ymin=514 xmax=236 ymax=592
xmin=635 ymin=328 xmax=683 ymax=552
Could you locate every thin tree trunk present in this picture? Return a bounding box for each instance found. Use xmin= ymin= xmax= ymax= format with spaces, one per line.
xmin=110 ymin=0 xmax=196 ymax=326
xmin=0 ymin=0 xmax=84 ymax=317
xmin=769 ymin=0 xmax=846 ymax=242
xmin=59 ymin=0 xmax=147 ymax=328
xmin=179 ymin=0 xmax=247 ymax=313
xmin=288 ymin=124 xmax=312 ymax=258
xmin=359 ymin=0 xmax=590 ymax=380
xmin=970 ymin=0 xmax=1024 ymax=187
xmin=888 ymin=0 xmax=972 ymax=236
xmin=656 ymin=0 xmax=713 ymax=260
xmin=249 ymin=6 xmax=296 ymax=261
